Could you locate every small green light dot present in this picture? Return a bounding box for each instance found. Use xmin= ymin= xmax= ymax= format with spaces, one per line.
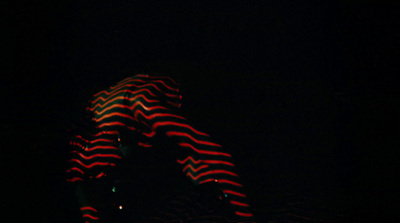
xmin=112 ymin=187 xmax=116 ymax=192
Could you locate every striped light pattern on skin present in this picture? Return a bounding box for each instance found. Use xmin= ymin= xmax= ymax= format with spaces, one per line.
xmin=66 ymin=74 xmax=254 ymax=222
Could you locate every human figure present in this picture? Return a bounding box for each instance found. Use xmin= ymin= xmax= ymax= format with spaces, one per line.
xmin=67 ymin=74 xmax=255 ymax=222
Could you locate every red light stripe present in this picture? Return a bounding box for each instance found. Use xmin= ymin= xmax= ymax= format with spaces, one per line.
xmin=66 ymin=177 xmax=83 ymax=182
xmin=91 ymin=95 xmax=159 ymax=111
xmin=130 ymin=101 xmax=167 ymax=112
xmin=217 ymin=179 xmax=243 ymax=187
xmin=94 ymin=104 xmax=130 ymax=116
xmin=85 ymin=145 xmax=118 ymax=152
xmin=203 ymin=160 xmax=234 ymax=166
xmin=82 ymin=214 xmax=99 ymax=220
xmin=94 ymin=130 xmax=118 ymax=137
xmin=98 ymin=121 xmax=131 ymax=129
xmin=92 ymin=88 xmax=138 ymax=104
xmin=223 ymin=190 xmax=247 ymax=197
xmin=69 ymin=159 xmax=115 ymax=169
xmin=70 ymin=142 xmax=86 ymax=150
xmin=167 ymin=101 xmax=181 ymax=107
xmin=187 ymin=169 xmax=238 ymax=180
xmin=90 ymin=138 xmax=114 ymax=143
xmin=143 ymin=131 xmax=156 ymax=137
xmin=179 ymin=143 xmax=231 ymax=157
xmin=182 ymin=164 xmax=208 ymax=173
xmin=165 ymin=92 xmax=181 ymax=98
xmin=75 ymin=135 xmax=89 ymax=143
xmin=92 ymin=88 xmax=156 ymax=104
xmin=93 ymin=100 xmax=165 ymax=116
xmin=198 ymin=178 xmax=215 ymax=184
xmin=135 ymin=74 xmax=148 ymax=78
xmin=135 ymin=110 xmax=186 ymax=122
xmin=138 ymin=142 xmax=152 ymax=148
xmin=74 ymin=152 xmax=121 ymax=160
xmin=140 ymin=83 xmax=165 ymax=94
xmin=235 ymin=212 xmax=253 ymax=217
xmin=96 ymin=112 xmax=135 ymax=122
xmin=80 ymin=207 xmax=98 ymax=212
xmin=111 ymin=78 xmax=136 ymax=89
xmin=66 ymin=167 xmax=85 ymax=174
xmin=177 ymin=156 xmax=201 ymax=165
xmin=147 ymin=75 xmax=180 ymax=86
xmin=154 ymin=122 xmax=207 ymax=136
xmin=167 ymin=132 xmax=222 ymax=147
xmin=152 ymin=80 xmax=179 ymax=92
xmin=111 ymin=78 xmax=146 ymax=89
xmin=230 ymin=200 xmax=249 ymax=207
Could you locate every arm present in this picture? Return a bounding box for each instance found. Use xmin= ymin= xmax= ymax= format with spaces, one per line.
xmin=66 ymin=116 xmax=120 ymax=223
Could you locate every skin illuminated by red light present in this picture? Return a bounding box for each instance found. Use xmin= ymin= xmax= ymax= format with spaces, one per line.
xmin=235 ymin=211 xmax=253 ymax=217
xmin=223 ymin=190 xmax=247 ymax=197
xmin=182 ymin=164 xmax=209 ymax=173
xmin=178 ymin=142 xmax=231 ymax=157
xmin=167 ymin=132 xmax=222 ymax=147
xmin=80 ymin=207 xmax=98 ymax=212
xmin=177 ymin=156 xmax=202 ymax=165
xmin=66 ymin=167 xmax=85 ymax=174
xmin=153 ymin=121 xmax=208 ymax=136
xmin=82 ymin=214 xmax=99 ymax=220
xmin=67 ymin=74 xmax=254 ymax=221
xmin=230 ymin=200 xmax=249 ymax=207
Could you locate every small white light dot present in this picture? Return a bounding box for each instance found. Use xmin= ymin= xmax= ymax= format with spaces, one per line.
xmin=119 ymin=205 xmax=123 ymax=210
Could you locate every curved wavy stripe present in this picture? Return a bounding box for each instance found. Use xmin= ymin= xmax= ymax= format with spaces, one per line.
xmin=82 ymin=214 xmax=99 ymax=220
xmin=135 ymin=110 xmax=186 ymax=122
xmin=223 ymin=190 xmax=247 ymax=198
xmin=182 ymin=164 xmax=208 ymax=173
xmin=178 ymin=143 xmax=231 ymax=157
xmin=152 ymin=80 xmax=179 ymax=92
xmin=90 ymin=138 xmax=114 ymax=144
xmin=91 ymin=94 xmax=160 ymax=111
xmin=95 ymin=79 xmax=146 ymax=97
xmin=187 ymin=169 xmax=238 ymax=181
xmin=69 ymin=159 xmax=116 ymax=169
xmin=98 ymin=121 xmax=136 ymax=130
xmin=92 ymin=88 xmax=156 ymax=104
xmin=73 ymin=152 xmax=121 ymax=160
xmin=75 ymin=135 xmax=90 ymax=143
xmin=176 ymin=156 xmax=202 ymax=165
xmin=202 ymin=160 xmax=235 ymax=166
xmin=80 ymin=207 xmax=98 ymax=212
xmin=215 ymin=179 xmax=243 ymax=187
xmin=142 ymin=130 xmax=156 ymax=138
xmin=234 ymin=211 xmax=253 ymax=217
xmin=230 ymin=200 xmax=249 ymax=207
xmin=84 ymin=145 xmax=118 ymax=152
xmin=168 ymin=132 xmax=222 ymax=147
xmin=153 ymin=121 xmax=208 ymax=136
xmin=96 ymin=112 xmax=135 ymax=122
xmin=66 ymin=177 xmax=83 ymax=182
xmin=138 ymin=142 xmax=152 ymax=148
xmin=66 ymin=167 xmax=85 ymax=175
xmin=146 ymin=75 xmax=180 ymax=86
xmin=94 ymin=104 xmax=131 ymax=116
xmin=94 ymin=130 xmax=119 ymax=137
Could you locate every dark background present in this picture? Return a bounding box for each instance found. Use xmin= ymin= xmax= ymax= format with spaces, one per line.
xmin=3 ymin=1 xmax=399 ymax=222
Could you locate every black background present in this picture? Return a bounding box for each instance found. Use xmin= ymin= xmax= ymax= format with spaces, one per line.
xmin=3 ymin=1 xmax=399 ymax=222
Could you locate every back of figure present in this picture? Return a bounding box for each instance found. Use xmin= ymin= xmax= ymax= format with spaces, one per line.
xmin=67 ymin=74 xmax=255 ymax=222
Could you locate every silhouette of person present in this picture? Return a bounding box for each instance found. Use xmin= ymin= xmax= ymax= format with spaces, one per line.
xmin=67 ymin=74 xmax=255 ymax=222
